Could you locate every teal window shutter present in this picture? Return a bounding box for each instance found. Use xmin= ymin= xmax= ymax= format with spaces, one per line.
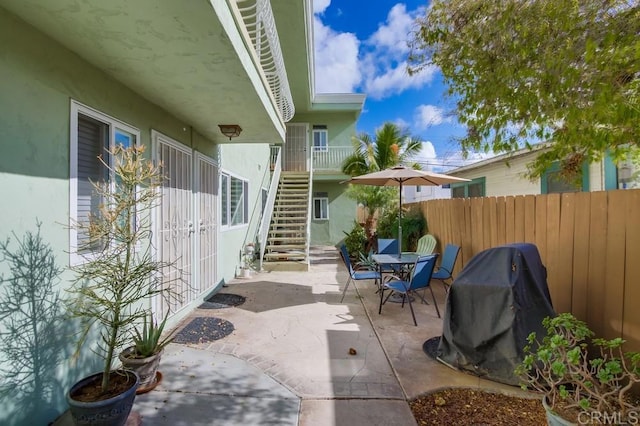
xmin=603 ymin=153 xmax=618 ymax=190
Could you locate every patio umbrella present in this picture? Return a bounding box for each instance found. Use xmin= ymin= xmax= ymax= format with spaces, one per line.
xmin=344 ymin=166 xmax=470 ymax=256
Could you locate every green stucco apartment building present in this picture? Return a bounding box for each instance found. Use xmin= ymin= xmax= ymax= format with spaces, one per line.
xmin=0 ymin=1 xmax=363 ymax=423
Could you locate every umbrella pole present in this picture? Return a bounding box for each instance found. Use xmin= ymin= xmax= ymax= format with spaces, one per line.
xmin=398 ymin=181 xmax=402 ymax=257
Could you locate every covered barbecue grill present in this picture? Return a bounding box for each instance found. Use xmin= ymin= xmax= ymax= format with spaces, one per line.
xmin=437 ymin=243 xmax=556 ymax=385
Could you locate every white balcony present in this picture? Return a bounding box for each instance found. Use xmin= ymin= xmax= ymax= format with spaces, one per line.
xmin=312 ymin=146 xmax=353 ymax=172
xmin=236 ymin=0 xmax=295 ymax=123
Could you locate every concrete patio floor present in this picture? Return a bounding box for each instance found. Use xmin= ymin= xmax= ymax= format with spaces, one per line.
xmin=56 ymin=246 xmax=531 ymax=425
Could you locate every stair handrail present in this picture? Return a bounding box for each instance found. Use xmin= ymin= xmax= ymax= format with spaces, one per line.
xmin=258 ymin=145 xmax=281 ymax=270
xmin=305 ymin=164 xmax=313 ymax=267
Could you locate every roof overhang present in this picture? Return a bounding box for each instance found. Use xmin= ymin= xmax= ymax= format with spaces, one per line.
xmin=312 ymin=94 xmax=366 ymax=119
xmin=448 ymin=144 xmax=550 ymax=175
xmin=2 ymin=0 xmax=286 ymax=143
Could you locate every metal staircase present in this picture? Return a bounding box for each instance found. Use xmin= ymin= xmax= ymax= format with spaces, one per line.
xmin=262 ymin=171 xmax=310 ymax=271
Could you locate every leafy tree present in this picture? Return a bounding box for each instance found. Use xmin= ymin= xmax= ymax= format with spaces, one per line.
xmin=341 ymin=122 xmax=423 ymax=245
xmin=408 ymin=0 xmax=640 ymax=178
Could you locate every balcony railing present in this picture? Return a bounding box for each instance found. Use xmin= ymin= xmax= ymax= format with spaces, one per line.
xmin=235 ymin=0 xmax=295 ymax=122
xmin=312 ymin=146 xmax=352 ymax=172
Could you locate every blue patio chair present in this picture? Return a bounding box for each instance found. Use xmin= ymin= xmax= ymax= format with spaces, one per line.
xmin=377 ymin=238 xmax=398 ymax=255
xmin=376 ymin=238 xmax=402 ymax=275
xmin=431 ymin=244 xmax=460 ymax=293
xmin=339 ymin=244 xmax=382 ymax=303
xmin=379 ymin=254 xmax=439 ymax=325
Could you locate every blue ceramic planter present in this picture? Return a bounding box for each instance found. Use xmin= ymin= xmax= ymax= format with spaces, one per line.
xmin=67 ymin=370 xmax=139 ymax=426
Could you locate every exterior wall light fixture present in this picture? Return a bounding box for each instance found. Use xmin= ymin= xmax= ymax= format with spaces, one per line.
xmin=218 ymin=124 xmax=242 ymax=140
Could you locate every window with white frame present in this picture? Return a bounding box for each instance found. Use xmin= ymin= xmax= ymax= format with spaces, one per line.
xmin=313 ymin=192 xmax=329 ymax=220
xmin=221 ymin=171 xmax=249 ymax=227
xmin=312 ymin=125 xmax=328 ymax=152
xmin=70 ymin=101 xmax=139 ymax=260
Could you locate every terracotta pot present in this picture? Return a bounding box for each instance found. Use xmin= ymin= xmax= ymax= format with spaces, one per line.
xmin=67 ymin=370 xmax=138 ymax=426
xmin=542 ymin=396 xmax=577 ymax=426
xmin=119 ymin=347 xmax=163 ymax=392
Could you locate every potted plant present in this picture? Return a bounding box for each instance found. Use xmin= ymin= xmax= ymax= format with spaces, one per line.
xmin=119 ymin=311 xmax=174 ymax=394
xmin=515 ymin=313 xmax=640 ymax=425
xmin=240 ymin=243 xmax=255 ymax=278
xmin=66 ymin=145 xmax=170 ymax=426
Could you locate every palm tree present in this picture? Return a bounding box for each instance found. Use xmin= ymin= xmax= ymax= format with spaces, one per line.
xmin=342 ymin=122 xmax=423 ymax=176
xmin=342 ymin=122 xmax=423 ymax=247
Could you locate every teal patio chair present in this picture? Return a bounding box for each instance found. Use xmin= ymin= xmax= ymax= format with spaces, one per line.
xmin=416 ymin=234 xmax=437 ymax=255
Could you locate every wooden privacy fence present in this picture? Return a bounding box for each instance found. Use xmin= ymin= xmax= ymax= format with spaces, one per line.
xmin=410 ymin=189 xmax=640 ymax=351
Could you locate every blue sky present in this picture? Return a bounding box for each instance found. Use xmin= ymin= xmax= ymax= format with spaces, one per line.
xmin=312 ymin=0 xmax=490 ymax=171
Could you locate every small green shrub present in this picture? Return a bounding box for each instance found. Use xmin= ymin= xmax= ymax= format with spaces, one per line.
xmin=515 ymin=313 xmax=640 ymax=422
xmin=343 ymin=221 xmax=367 ymax=259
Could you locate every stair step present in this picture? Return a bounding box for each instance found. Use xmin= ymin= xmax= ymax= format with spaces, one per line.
xmin=269 ymin=230 xmax=305 ymax=235
xmin=267 ymin=244 xmax=306 ymax=250
xmin=268 ymin=237 xmax=306 ymax=243
xmin=263 ymin=253 xmax=306 ymax=260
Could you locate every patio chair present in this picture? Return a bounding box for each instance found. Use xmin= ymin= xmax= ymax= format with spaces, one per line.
xmin=431 ymin=244 xmax=460 ymax=293
xmin=339 ymin=244 xmax=382 ymax=303
xmin=377 ymin=238 xmax=398 ymax=256
xmin=376 ymin=238 xmax=402 ymax=275
xmin=416 ymin=234 xmax=437 ymax=255
xmin=379 ymin=254 xmax=439 ymax=325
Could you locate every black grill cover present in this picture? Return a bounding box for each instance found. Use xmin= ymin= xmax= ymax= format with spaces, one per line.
xmin=437 ymin=243 xmax=556 ymax=385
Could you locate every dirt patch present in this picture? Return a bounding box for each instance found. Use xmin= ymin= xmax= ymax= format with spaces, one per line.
xmin=410 ymin=387 xmax=546 ymax=425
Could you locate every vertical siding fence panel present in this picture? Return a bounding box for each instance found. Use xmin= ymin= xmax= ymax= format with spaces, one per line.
xmin=555 ymin=193 xmax=576 ymax=313
xmin=470 ymin=197 xmax=484 ymax=255
xmin=451 ymin=198 xmax=466 ymax=275
xmin=429 ymin=200 xmax=443 ymax=251
xmin=604 ymin=190 xmax=626 ymax=340
xmin=545 ymin=194 xmax=564 ymax=312
xmin=421 ymin=201 xmax=432 ymax=232
xmin=623 ymin=190 xmax=640 ymax=351
xmin=586 ymin=191 xmax=608 ymax=338
xmin=505 ymin=196 xmax=516 ymax=243
xmin=488 ymin=197 xmax=498 ymax=248
xmin=496 ymin=196 xmax=507 ymax=245
xmin=523 ymin=195 xmax=536 ymax=243
xmin=571 ymin=192 xmax=592 ymax=322
xmin=514 ymin=195 xmax=526 ymax=243
xmin=462 ymin=198 xmax=474 ymax=267
xmin=534 ymin=195 xmax=548 ymax=265
xmin=443 ymin=199 xmax=453 ymax=252
xmin=482 ymin=197 xmax=493 ymax=249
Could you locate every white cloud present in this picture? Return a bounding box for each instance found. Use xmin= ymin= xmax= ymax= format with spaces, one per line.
xmin=415 ymin=104 xmax=453 ymax=129
xmin=367 ymin=4 xmax=415 ymax=54
xmin=313 ymin=2 xmax=436 ymax=98
xmin=313 ymin=0 xmax=331 ymax=14
xmin=437 ymin=149 xmax=495 ymax=171
xmin=407 ymin=140 xmax=437 ymax=170
xmin=313 ymin=16 xmax=361 ymax=93
xmin=364 ymin=62 xmax=437 ymax=100
xmin=393 ymin=118 xmax=409 ymax=130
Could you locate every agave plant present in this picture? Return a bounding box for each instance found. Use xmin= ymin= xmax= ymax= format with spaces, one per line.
xmin=130 ymin=312 xmax=175 ymax=359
